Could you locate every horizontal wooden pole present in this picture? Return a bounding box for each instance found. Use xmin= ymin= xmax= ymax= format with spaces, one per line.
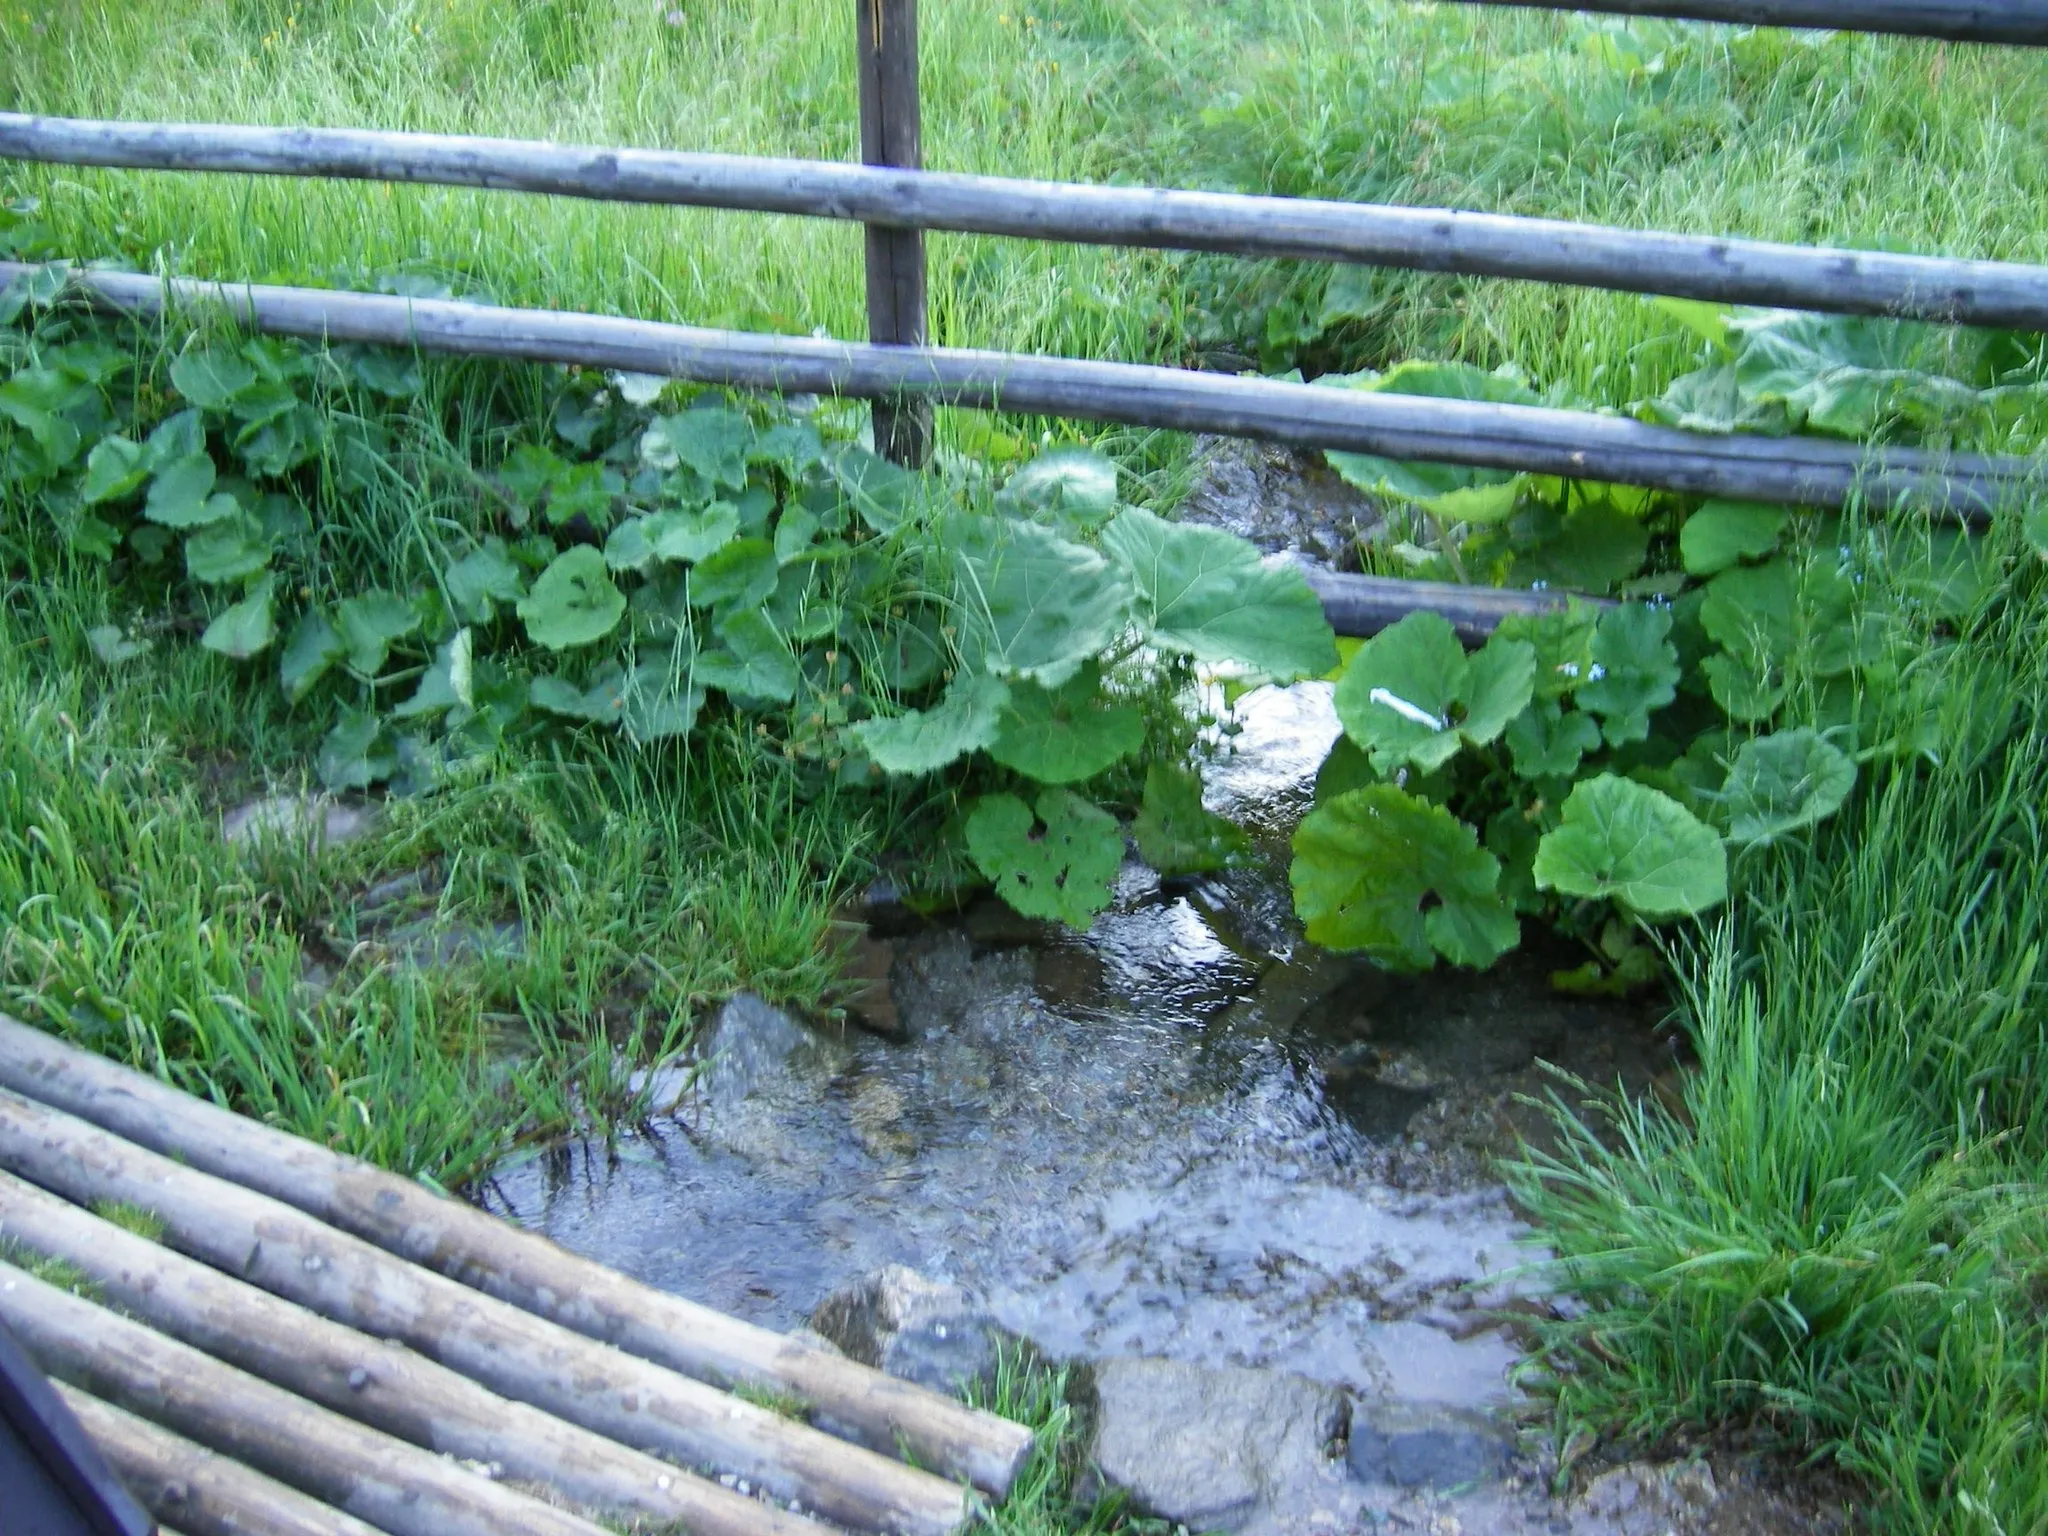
xmin=0 ymin=1172 xmax=833 ymax=1536
xmin=1295 ymin=564 xmax=1612 ymax=644
xmin=2 ymin=264 xmax=2029 ymax=518
xmin=1439 ymin=0 xmax=2048 ymax=45
xmin=0 ymin=1085 xmax=973 ymax=1536
xmin=2 ymin=113 xmax=2047 ymax=328
xmin=56 ymin=1385 xmax=390 ymax=1536
xmin=0 ymin=1262 xmax=615 ymax=1536
xmin=0 ymin=1014 xmax=1031 ymax=1498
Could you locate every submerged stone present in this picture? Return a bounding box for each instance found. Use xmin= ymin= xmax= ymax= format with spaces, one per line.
xmin=809 ymin=1265 xmax=1010 ymax=1397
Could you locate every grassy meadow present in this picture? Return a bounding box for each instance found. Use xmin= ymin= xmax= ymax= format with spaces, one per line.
xmin=4 ymin=3 xmax=2047 ymax=1533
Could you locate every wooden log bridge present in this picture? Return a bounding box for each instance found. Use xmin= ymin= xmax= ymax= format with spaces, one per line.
xmin=0 ymin=1014 xmax=1035 ymax=1536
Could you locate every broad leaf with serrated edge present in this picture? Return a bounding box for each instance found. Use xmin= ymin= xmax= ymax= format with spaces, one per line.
xmin=1332 ymin=611 xmax=1534 ymax=773
xmin=988 ymin=663 xmax=1144 ymax=784
xmin=1003 ymin=447 xmax=1119 ymax=528
xmin=1721 ymin=729 xmax=1857 ymax=845
xmin=619 ymin=662 xmax=705 ymax=744
xmin=1532 ymin=774 xmax=1726 ymax=916
xmin=851 ymin=672 xmax=1010 ymax=775
xmin=317 ymin=709 xmax=395 ymax=791
xmin=606 ymin=504 xmax=740 ymax=572
xmin=445 ymin=539 xmax=526 ymax=622
xmin=953 ymin=515 xmax=1129 ymax=688
xmin=200 ymin=575 xmax=277 ymax=660
xmin=145 ymin=455 xmax=235 ymax=528
xmin=1679 ymin=500 xmax=1787 ymax=577
xmin=1496 ymin=601 xmax=1598 ymax=702
xmin=1133 ymin=762 xmax=1250 ymax=875
xmin=688 ymin=538 xmax=778 ymax=611
xmin=80 ymin=436 xmax=148 ymax=504
xmin=1101 ymin=508 xmax=1336 ymax=680
xmin=1290 ymin=785 xmax=1518 ymax=969
xmin=646 ymin=409 xmax=752 ymax=491
xmin=531 ymin=663 xmax=628 ymax=724
xmin=170 ymin=348 xmax=257 ymax=410
xmin=965 ymin=788 xmax=1123 ymax=930
xmin=337 ymin=591 xmax=421 ymax=676
xmin=1577 ymin=602 xmax=1679 ymax=746
xmin=519 ymin=546 xmax=627 ymax=650
xmin=280 ymin=610 xmax=345 ymax=703
xmin=1505 ymin=699 xmax=1603 ymax=780
xmin=394 ymin=632 xmax=475 ymax=719
xmin=184 ymin=511 xmax=273 ymax=585
xmin=695 ymin=609 xmax=799 ymax=702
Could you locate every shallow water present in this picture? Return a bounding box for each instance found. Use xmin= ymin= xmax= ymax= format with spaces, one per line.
xmin=484 ymin=685 xmax=1676 ymax=1418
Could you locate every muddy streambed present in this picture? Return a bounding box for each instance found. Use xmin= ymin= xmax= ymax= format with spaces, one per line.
xmin=482 ymin=685 xmax=1836 ymax=1534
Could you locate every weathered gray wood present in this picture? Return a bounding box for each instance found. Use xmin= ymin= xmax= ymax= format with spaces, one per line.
xmin=1295 ymin=563 xmax=1613 ymax=644
xmin=0 ymin=1263 xmax=615 ymax=1536
xmin=4 ymin=113 xmax=2048 ymax=328
xmin=0 ymin=1172 xmax=835 ymax=1536
xmin=1444 ymin=0 xmax=2048 ymax=45
xmin=0 ymin=1087 xmax=973 ymax=1536
xmin=857 ymin=0 xmax=932 ymax=467
xmin=5 ymin=264 xmax=2029 ymax=516
xmin=55 ymin=1385 xmax=389 ymax=1536
xmin=0 ymin=1015 xmax=1031 ymax=1500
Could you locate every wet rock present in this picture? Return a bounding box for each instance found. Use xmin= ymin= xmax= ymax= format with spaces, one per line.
xmin=698 ymin=993 xmax=850 ymax=1112
xmin=1086 ymin=1358 xmax=1347 ymax=1535
xmin=1575 ymin=1460 xmax=1723 ymax=1536
xmin=809 ymin=1266 xmax=1010 ymax=1396
xmin=837 ymin=927 xmax=905 ymax=1040
xmin=846 ymin=1076 xmax=916 ymax=1161
xmin=1176 ymin=435 xmax=1383 ymax=568
xmin=1347 ymin=1401 xmax=1512 ymax=1490
xmin=223 ymin=794 xmax=379 ymax=849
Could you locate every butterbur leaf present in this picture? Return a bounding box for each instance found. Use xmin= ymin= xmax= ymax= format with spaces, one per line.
xmin=200 ymin=575 xmax=277 ymax=660
xmin=394 ymin=631 xmax=476 ymax=719
xmin=169 ymin=348 xmax=257 ymax=410
xmin=647 ymin=408 xmax=752 ymax=491
xmin=1495 ymin=602 xmax=1597 ymax=701
xmin=86 ymin=625 xmax=150 ymax=666
xmin=348 ymin=349 xmax=424 ymax=398
xmin=751 ymin=421 xmax=825 ymax=476
xmin=184 ymin=511 xmax=273 ymax=585
xmin=852 ymin=672 xmax=1010 ymax=775
xmin=965 ymin=788 xmax=1123 ymax=930
xmin=826 ymin=444 xmax=919 ymax=532
xmin=1332 ymin=611 xmax=1534 ymax=773
xmin=1101 ymin=508 xmax=1336 ymax=680
xmin=688 ymin=537 xmax=778 ymax=611
xmin=1133 ymin=762 xmax=1249 ymax=875
xmin=519 ymin=546 xmax=627 ymax=649
xmin=1577 ymin=602 xmax=1679 ymax=746
xmin=1721 ymin=728 xmax=1857 ymax=845
xmin=531 ymin=662 xmax=628 ymax=724
xmin=1002 ymin=447 xmax=1119 ymax=528
xmin=953 ymin=515 xmax=1129 ymax=687
xmin=544 ymin=461 xmax=620 ymax=529
xmin=988 ymin=663 xmax=1145 ymax=784
xmin=445 ymin=539 xmax=526 ymax=622
xmin=1700 ymin=559 xmax=1798 ymax=665
xmin=144 ymin=455 xmax=235 ymax=528
xmin=1321 ymin=362 xmax=1542 ymax=524
xmin=336 ymin=590 xmax=422 ymax=676
xmin=605 ymin=504 xmax=740 ymax=572
xmin=317 ymin=709 xmax=396 ymax=792
xmin=280 ymin=610 xmax=345 ymax=703
xmin=1505 ymin=699 xmax=1603 ymax=779
xmin=1289 ymin=785 xmax=1518 ymax=969
xmin=145 ymin=410 xmax=207 ymax=467
xmin=80 ymin=436 xmax=148 ymax=504
xmin=619 ymin=662 xmax=705 ymax=744
xmin=1679 ymin=500 xmax=1787 ymax=576
xmin=1532 ymin=774 xmax=1727 ymax=917
xmin=1515 ymin=497 xmax=1651 ymax=594
xmin=500 ymin=443 xmax=562 ymax=505
xmin=694 ymin=608 xmax=799 ymax=702
xmin=1700 ymin=651 xmax=1784 ymax=722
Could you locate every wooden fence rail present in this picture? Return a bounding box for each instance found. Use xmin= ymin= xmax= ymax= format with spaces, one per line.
xmin=7 ymin=114 xmax=2048 ymax=331
xmin=1438 ymin=0 xmax=2048 ymax=44
xmin=5 ymin=263 xmax=2031 ymax=527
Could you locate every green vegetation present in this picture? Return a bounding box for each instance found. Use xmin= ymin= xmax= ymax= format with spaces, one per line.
xmin=4 ymin=3 xmax=2047 ymax=1533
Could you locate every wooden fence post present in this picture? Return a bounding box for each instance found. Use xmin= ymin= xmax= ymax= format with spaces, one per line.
xmin=855 ymin=0 xmax=932 ymax=468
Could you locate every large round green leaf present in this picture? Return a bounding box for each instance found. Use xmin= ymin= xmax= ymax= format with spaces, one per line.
xmin=1532 ymin=774 xmax=1727 ymax=917
xmin=200 ymin=575 xmax=277 ymax=661
xmin=1678 ymin=500 xmax=1787 ymax=577
xmin=1100 ymin=507 xmax=1336 ymax=680
xmin=851 ymin=672 xmax=1010 ymax=776
xmin=1721 ymin=728 xmax=1857 ymax=845
xmin=1332 ymin=611 xmax=1534 ymax=773
xmin=953 ymin=515 xmax=1130 ymax=688
xmin=1321 ymin=361 xmax=1542 ymax=525
xmin=1289 ymin=785 xmax=1518 ymax=969
xmin=518 ymin=546 xmax=627 ymax=650
xmin=965 ymin=788 xmax=1123 ymax=930
xmin=987 ymin=664 xmax=1144 ymax=784
xmin=1576 ymin=602 xmax=1680 ymax=747
xmin=1002 ymin=447 xmax=1120 ymax=529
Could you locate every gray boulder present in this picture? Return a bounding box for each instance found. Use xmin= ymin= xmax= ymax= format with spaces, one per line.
xmin=809 ymin=1266 xmax=1009 ymax=1397
xmin=1086 ymin=1358 xmax=1348 ymax=1535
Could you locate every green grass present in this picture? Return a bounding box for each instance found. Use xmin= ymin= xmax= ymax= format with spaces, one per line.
xmin=968 ymin=1350 xmax=1173 ymax=1536
xmin=1508 ymin=549 xmax=2048 ymax=1536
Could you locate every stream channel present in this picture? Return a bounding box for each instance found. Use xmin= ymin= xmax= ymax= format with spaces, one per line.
xmin=479 ymin=672 xmax=1844 ymax=1534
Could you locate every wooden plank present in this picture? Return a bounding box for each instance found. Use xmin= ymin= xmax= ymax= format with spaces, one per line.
xmin=56 ymin=1386 xmax=388 ymax=1536
xmin=0 ymin=1085 xmax=975 ymax=1536
xmin=1434 ymin=0 xmax=2048 ymax=45
xmin=6 ymin=113 xmax=2048 ymax=329
xmin=0 ymin=1172 xmax=837 ymax=1536
xmin=856 ymin=0 xmax=933 ymax=467
xmin=1294 ymin=565 xmax=1612 ymax=644
xmin=2 ymin=263 xmax=2026 ymax=516
xmin=0 ymin=1015 xmax=1032 ymax=1499
xmin=0 ymin=1263 xmax=617 ymax=1536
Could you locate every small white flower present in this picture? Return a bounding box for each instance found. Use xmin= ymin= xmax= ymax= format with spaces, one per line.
xmin=1587 ymin=663 xmax=1607 ymax=681
xmin=1559 ymin=662 xmax=1580 ymax=678
xmin=1530 ymin=579 xmax=1549 ymax=591
xmin=1369 ymin=687 xmax=1448 ymax=732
